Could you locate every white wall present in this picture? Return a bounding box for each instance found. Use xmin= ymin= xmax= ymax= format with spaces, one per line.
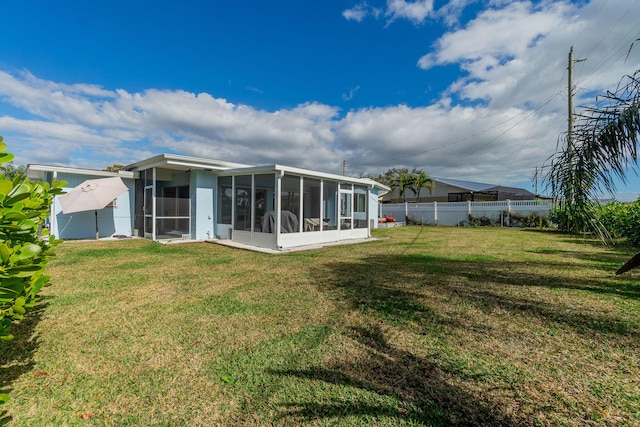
xmin=52 ymin=173 xmax=135 ymax=239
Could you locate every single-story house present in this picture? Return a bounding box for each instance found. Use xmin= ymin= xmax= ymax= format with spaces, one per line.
xmin=27 ymin=154 xmax=390 ymax=251
xmin=382 ymin=177 xmax=536 ymax=203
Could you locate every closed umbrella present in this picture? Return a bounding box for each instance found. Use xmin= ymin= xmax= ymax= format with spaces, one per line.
xmin=59 ymin=177 xmax=129 ymax=239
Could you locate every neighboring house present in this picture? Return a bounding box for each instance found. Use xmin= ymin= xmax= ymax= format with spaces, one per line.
xmin=382 ymin=177 xmax=537 ymax=203
xmin=27 ymin=154 xmax=390 ymax=251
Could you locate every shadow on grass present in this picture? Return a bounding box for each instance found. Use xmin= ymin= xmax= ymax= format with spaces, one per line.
xmin=271 ymin=323 xmax=519 ymax=426
xmin=269 ymin=249 xmax=639 ymax=425
xmin=0 ymin=300 xmax=47 ymax=426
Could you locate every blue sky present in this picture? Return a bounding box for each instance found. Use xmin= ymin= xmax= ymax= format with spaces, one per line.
xmin=1 ymin=0 xmax=639 ymax=200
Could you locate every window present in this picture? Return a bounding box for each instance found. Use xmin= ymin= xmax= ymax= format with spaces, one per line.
xmin=354 ymin=186 xmax=367 ymax=213
xmin=234 ymin=175 xmax=252 ymax=231
xmin=280 ymin=175 xmax=300 ymax=233
xmin=322 ymin=181 xmax=337 ymax=229
xmin=217 ymin=176 xmax=232 ymax=224
xmin=254 ymin=174 xmax=275 ymax=233
xmin=303 ymin=178 xmax=321 ymax=232
xmin=354 ymin=185 xmax=368 ymax=229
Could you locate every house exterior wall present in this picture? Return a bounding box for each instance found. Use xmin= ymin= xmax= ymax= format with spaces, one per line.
xmin=29 ymin=157 xmax=386 ymax=248
xmin=369 ymin=188 xmax=381 ymax=228
xmin=51 ymin=172 xmax=135 ymax=239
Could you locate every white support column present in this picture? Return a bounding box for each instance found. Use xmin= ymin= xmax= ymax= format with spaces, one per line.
xmin=51 ymin=171 xmax=58 ymax=237
xmin=276 ymin=172 xmax=283 ymax=247
xmin=366 ymin=185 xmax=371 ymax=237
xmin=152 ymin=167 xmax=157 ymax=241
xmin=250 ymin=174 xmax=255 ymax=238
xmin=434 ymin=201 xmax=438 ymax=225
xmin=320 ymin=180 xmax=325 ymax=231
xmin=298 ymin=176 xmax=304 ymax=233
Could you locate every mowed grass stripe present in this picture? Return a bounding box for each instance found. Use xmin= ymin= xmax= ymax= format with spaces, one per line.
xmin=1 ymin=226 xmax=638 ymax=426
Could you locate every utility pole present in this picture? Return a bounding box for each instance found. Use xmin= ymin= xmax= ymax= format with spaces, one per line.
xmin=567 ymin=46 xmax=587 ymax=150
xmin=342 ymin=160 xmax=346 ymax=176
xmin=568 ymin=46 xmax=574 ymax=150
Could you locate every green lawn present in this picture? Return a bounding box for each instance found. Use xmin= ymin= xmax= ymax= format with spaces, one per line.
xmin=1 ymin=227 xmax=639 ymax=426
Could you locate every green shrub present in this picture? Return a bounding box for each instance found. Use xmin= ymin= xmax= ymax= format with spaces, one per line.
xmin=595 ymin=200 xmax=640 ymax=246
xmin=0 ymin=137 xmax=65 ymax=342
xmin=549 ymin=206 xmax=574 ymax=232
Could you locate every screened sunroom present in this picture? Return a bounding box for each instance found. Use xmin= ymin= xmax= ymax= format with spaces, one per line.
xmin=125 ymin=154 xmax=387 ymax=249
xmin=215 ymin=165 xmax=383 ymax=250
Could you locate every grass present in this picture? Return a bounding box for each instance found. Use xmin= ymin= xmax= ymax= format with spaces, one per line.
xmin=1 ymin=226 xmax=639 ymax=426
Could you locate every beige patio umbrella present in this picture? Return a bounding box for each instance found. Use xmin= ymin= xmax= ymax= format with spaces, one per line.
xmin=59 ymin=177 xmax=129 ymax=239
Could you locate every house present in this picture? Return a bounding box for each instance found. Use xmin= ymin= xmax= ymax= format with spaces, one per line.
xmin=382 ymin=177 xmax=536 ymax=203
xmin=27 ymin=154 xmax=390 ymax=251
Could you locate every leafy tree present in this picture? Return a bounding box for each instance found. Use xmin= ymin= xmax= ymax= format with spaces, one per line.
xmin=0 ymin=136 xmax=65 ymax=410
xmin=546 ymin=67 xmax=640 ymax=241
xmin=409 ymin=170 xmax=435 ymax=203
xmin=104 ymin=164 xmax=125 ymax=172
xmin=0 ymin=162 xmax=26 ymax=181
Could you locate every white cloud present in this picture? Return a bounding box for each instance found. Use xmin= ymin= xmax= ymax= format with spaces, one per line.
xmin=343 ymin=4 xmax=370 ymax=22
xmin=2 ymin=0 xmax=640 ymax=198
xmin=342 ymin=86 xmax=361 ymax=101
xmin=385 ymin=0 xmax=435 ymax=24
xmin=344 ymin=0 xmax=466 ymax=25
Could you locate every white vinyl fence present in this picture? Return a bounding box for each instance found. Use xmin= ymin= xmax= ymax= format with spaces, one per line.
xmin=380 ymin=200 xmax=553 ymax=227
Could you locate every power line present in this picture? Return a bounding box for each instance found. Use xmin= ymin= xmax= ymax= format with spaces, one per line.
xmin=348 ymin=90 xmax=563 ymax=173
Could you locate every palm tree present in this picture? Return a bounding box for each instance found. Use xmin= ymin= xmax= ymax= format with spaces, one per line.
xmin=409 ymin=170 xmax=435 ymax=203
xmin=390 ymin=170 xmax=414 ymax=202
xmin=547 ymin=68 xmax=640 ymax=239
xmin=547 ymin=67 xmax=640 ymax=273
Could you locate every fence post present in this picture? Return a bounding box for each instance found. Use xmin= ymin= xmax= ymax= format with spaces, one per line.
xmin=506 ymin=199 xmax=511 ymax=227
xmin=434 ymin=201 xmax=438 ymax=225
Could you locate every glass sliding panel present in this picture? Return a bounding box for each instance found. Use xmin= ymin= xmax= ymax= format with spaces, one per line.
xmin=217 ymin=176 xmax=232 ymax=224
xmin=303 ymin=178 xmax=321 ymax=232
xmin=340 ymin=191 xmax=352 ymax=230
xmin=234 ymin=175 xmax=252 ymax=231
xmin=254 ymin=174 xmax=275 ymax=233
xmin=322 ymin=181 xmax=338 ymax=230
xmin=280 ymin=175 xmax=300 ymax=233
xmin=354 ymin=185 xmax=368 ymax=229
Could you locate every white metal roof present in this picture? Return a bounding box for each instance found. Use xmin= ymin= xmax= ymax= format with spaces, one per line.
xmin=26 ymin=164 xmax=137 ymax=180
xmin=124 ymin=153 xmax=252 ymax=172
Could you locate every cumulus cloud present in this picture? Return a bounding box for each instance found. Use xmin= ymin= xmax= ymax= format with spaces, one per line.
xmin=385 ymin=0 xmax=435 ymax=24
xmin=342 ymin=4 xmax=371 ymax=22
xmin=2 ymin=0 xmax=639 ymax=195
xmin=344 ymin=0 xmax=461 ymax=25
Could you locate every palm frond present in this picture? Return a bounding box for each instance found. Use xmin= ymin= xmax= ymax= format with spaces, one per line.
xmin=546 ymin=70 xmax=640 ymax=242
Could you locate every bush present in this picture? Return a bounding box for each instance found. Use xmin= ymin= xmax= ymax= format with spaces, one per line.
xmin=595 ymin=200 xmax=640 ymax=246
xmin=508 ymin=211 xmax=552 ymax=228
xmin=548 ymin=206 xmax=574 ymax=232
xmin=0 ymin=137 xmax=65 ymax=341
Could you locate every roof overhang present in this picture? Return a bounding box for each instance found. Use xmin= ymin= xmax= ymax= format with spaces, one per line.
xmin=220 ymin=163 xmax=389 ymax=191
xmin=125 ymin=153 xmax=252 ymax=172
xmin=26 ymin=164 xmax=137 ymax=180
